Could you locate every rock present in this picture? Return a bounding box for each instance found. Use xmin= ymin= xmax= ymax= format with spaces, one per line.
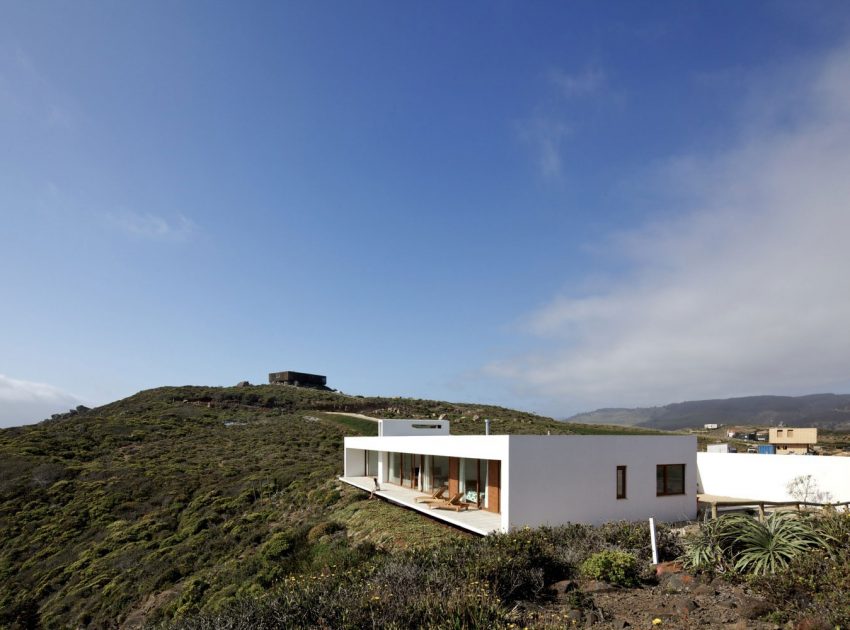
xmin=727 ymin=622 xmax=750 ymax=630
xmin=565 ymin=608 xmax=583 ymax=624
xmin=660 ymin=572 xmax=695 ymax=593
xmin=236 ymin=381 xmax=251 ymax=387
xmin=670 ymin=596 xmax=698 ymax=614
xmin=584 ymin=610 xmax=603 ymax=626
xmin=581 ymin=579 xmax=616 ymax=593
xmin=611 ymin=620 xmax=630 ymax=629
xmin=737 ymin=596 xmax=771 ymax=620
xmin=692 ymin=583 xmax=717 ymax=597
xmin=75 ymin=405 xmax=90 ymax=413
xmin=655 ymin=561 xmax=684 ymax=575
xmin=549 ymin=579 xmax=576 ymax=594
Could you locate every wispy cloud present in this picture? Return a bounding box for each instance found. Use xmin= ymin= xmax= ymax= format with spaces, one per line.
xmin=0 ymin=374 xmax=83 ymax=428
xmin=0 ymin=45 xmax=75 ymax=131
xmin=549 ymin=67 xmax=606 ymax=98
xmin=518 ymin=117 xmax=571 ymax=179
xmin=108 ymin=210 xmax=197 ymax=241
xmin=494 ymin=44 xmax=850 ymax=414
xmin=519 ymin=66 xmax=607 ymax=179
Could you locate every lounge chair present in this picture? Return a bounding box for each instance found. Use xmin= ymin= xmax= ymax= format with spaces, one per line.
xmin=429 ymin=492 xmax=469 ymax=512
xmin=414 ymin=486 xmax=448 ymax=504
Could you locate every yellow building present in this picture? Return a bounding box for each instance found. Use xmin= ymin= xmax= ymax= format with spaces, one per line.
xmin=768 ymin=427 xmax=818 ymax=454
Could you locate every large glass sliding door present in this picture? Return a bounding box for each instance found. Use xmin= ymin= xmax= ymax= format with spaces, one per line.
xmin=400 ymin=453 xmax=424 ymax=490
xmin=459 ymin=458 xmax=488 ymax=508
xmin=389 ymin=452 xmax=401 ymax=485
xmin=430 ymin=455 xmax=449 ymax=492
xmin=365 ymin=450 xmax=379 ymax=477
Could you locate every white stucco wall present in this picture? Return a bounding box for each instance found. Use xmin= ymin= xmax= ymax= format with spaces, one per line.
xmin=505 ymin=436 xmax=697 ymax=528
xmin=697 ymin=453 xmax=850 ymax=502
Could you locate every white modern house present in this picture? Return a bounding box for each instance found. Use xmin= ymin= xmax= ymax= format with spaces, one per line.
xmin=341 ymin=420 xmax=697 ymax=535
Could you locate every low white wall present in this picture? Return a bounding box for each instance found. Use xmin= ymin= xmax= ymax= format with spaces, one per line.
xmin=507 ymin=436 xmax=697 ymax=528
xmin=697 ymin=453 xmax=850 ymax=502
xmin=378 ymin=419 xmax=451 ymax=436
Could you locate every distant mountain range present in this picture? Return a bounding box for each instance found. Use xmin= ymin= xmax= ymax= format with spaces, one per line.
xmin=564 ymin=393 xmax=850 ymax=430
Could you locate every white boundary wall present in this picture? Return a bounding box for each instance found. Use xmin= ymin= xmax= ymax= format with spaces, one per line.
xmin=697 ymin=453 xmax=850 ymax=502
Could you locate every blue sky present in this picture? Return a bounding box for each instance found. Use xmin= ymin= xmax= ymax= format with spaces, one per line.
xmin=3 ymin=2 xmax=850 ymax=426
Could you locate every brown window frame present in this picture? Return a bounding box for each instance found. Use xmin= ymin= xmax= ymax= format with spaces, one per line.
xmin=616 ymin=465 xmax=627 ymax=499
xmin=656 ymin=464 xmax=686 ymax=496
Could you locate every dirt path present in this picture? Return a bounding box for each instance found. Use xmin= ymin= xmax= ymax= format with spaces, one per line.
xmin=325 ymin=412 xmax=379 ymax=422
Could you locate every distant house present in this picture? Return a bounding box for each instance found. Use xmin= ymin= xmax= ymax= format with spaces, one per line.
xmin=268 ymin=371 xmax=329 ymax=389
xmin=341 ymin=420 xmax=696 ymax=534
xmin=704 ymin=423 xmax=719 ymax=430
xmin=706 ymin=443 xmax=736 ymax=453
xmin=769 ymin=427 xmax=817 ymax=455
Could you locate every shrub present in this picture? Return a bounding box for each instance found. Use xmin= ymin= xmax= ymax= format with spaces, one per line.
xmin=750 ymin=547 xmax=850 ymax=626
xmin=579 ymin=550 xmax=640 ymax=587
xmin=261 ymin=530 xmax=296 ymax=560
xmin=306 ymin=520 xmax=345 ymax=544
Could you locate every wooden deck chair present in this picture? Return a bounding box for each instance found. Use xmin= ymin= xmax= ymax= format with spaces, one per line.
xmin=429 ymin=492 xmax=469 ymax=511
xmin=414 ymin=486 xmax=448 ymax=504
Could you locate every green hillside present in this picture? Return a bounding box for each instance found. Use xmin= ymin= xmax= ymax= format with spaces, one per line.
xmin=0 ymin=385 xmax=664 ymax=628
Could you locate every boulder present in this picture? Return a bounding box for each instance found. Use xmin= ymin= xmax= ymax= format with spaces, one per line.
xmin=581 ymin=579 xmax=616 ymax=593
xmin=659 ymin=572 xmax=695 ymax=593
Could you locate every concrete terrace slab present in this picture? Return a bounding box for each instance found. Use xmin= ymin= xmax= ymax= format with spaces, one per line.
xmin=339 ymin=476 xmax=502 ymax=536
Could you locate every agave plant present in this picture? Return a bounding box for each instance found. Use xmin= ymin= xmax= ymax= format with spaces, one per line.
xmin=682 ymin=511 xmax=833 ymax=576
xmin=681 ymin=517 xmax=728 ymax=573
xmin=719 ymin=512 xmax=832 ymax=576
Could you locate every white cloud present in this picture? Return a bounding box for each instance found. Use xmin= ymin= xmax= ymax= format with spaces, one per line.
xmin=493 ymin=45 xmax=850 ymax=414
xmin=108 ymin=210 xmax=197 ymax=241
xmin=0 ymin=374 xmax=84 ymax=428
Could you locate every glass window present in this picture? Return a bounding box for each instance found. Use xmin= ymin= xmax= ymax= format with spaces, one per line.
xmin=366 ymin=450 xmax=379 ymax=477
xmin=389 ymin=452 xmax=400 ymax=485
xmin=431 ymin=456 xmax=449 ymax=491
xmin=460 ymin=458 xmax=482 ymax=506
xmin=656 ymin=464 xmax=685 ymax=496
xmin=479 ymin=459 xmax=488 ymax=509
xmin=616 ymin=466 xmax=626 ymax=499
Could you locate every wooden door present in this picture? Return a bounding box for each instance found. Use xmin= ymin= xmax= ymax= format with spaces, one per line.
xmin=448 ymin=457 xmax=459 ymax=496
xmin=486 ymin=460 xmax=501 ymax=513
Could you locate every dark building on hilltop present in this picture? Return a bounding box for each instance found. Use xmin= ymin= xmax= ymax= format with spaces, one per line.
xmin=268 ymin=371 xmax=329 ymax=390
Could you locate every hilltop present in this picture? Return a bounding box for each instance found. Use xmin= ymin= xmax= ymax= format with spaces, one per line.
xmin=0 ymin=384 xmax=662 ymax=628
xmin=565 ymin=393 xmax=850 ymax=430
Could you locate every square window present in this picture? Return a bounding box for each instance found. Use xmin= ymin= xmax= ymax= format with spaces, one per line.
xmin=656 ymin=464 xmax=685 ymax=496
